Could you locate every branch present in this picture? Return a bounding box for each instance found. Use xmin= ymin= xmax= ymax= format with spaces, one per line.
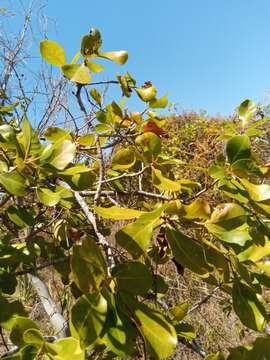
xmin=28 ymin=274 xmax=69 ymax=338
xmin=59 ymin=181 xmax=115 ymax=269
xmin=81 ymin=189 xmax=172 ymax=201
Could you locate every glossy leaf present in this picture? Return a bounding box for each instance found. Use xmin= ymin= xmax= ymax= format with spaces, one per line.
xmin=99 ymin=50 xmax=128 ymax=64
xmin=135 ymin=85 xmax=157 ymax=102
xmin=0 ymin=171 xmax=27 ymax=196
xmin=232 ymin=281 xmax=267 ymax=331
xmin=238 ymin=99 xmax=257 ymax=126
xmin=112 ymin=148 xmax=136 ymax=170
xmin=10 ymin=316 xmax=39 ymax=347
xmin=45 ymin=337 xmax=84 ymax=360
xmin=70 ymin=292 xmax=107 ymax=348
xmin=71 ymin=237 xmax=107 ymax=293
xmin=48 ymin=139 xmax=76 ymax=170
xmin=226 ymin=135 xmax=251 ymax=164
xmin=116 ymin=205 xmax=167 ymax=257
xmin=36 ymin=188 xmax=61 ymax=207
xmin=135 ymin=132 xmax=161 ymax=158
xmin=134 ymin=302 xmax=177 ymax=359
xmin=240 ymin=178 xmax=270 ymax=202
xmin=166 ymin=226 xmax=212 ymax=277
xmin=112 ymin=261 xmax=153 ymax=295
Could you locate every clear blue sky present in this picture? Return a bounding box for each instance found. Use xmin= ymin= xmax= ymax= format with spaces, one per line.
xmin=5 ymin=0 xmax=270 ymax=116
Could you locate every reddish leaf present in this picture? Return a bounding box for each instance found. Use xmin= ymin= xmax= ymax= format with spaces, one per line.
xmin=143 ymin=121 xmax=168 ymax=138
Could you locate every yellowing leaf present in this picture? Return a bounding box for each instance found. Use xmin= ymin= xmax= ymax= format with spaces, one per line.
xmin=48 ymin=140 xmax=76 ymax=170
xmin=152 ymin=167 xmax=181 ymax=192
xmin=135 ymin=85 xmax=157 ymax=102
xmin=95 ymin=206 xmax=143 ymax=220
xmin=240 ymin=178 xmax=270 ymax=202
xmin=40 ymin=40 xmax=66 ymax=66
xmin=99 ymin=50 xmax=128 ymax=65
xmin=62 ymin=64 xmax=91 ymax=84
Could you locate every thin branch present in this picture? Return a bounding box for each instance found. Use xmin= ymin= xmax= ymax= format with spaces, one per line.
xmin=98 ymin=167 xmax=148 ymax=185
xmin=184 ymin=179 xmax=218 ymax=203
xmin=94 ymin=135 xmax=104 ymax=206
xmin=188 ymin=286 xmax=220 ymax=314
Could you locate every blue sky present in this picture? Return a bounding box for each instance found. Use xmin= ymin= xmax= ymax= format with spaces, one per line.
xmin=4 ymin=0 xmax=270 ymax=116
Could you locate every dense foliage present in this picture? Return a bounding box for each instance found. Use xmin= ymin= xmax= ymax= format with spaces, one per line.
xmin=1 ymin=28 xmax=270 ymax=359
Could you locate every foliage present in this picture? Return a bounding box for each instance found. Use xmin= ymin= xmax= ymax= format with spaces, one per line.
xmin=1 ymin=26 xmax=270 ymax=360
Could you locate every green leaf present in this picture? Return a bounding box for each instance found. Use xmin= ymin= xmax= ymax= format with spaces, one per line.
xmin=238 ymin=99 xmax=257 ymax=126
xmin=135 ymin=132 xmax=161 ymax=158
xmin=208 ymin=203 xmax=247 ymax=228
xmin=59 ymin=165 xmax=95 ymax=191
xmin=175 ymin=322 xmax=196 ymax=340
xmin=99 ymin=50 xmax=128 ymax=65
xmin=62 ymin=64 xmax=91 ymax=84
xmin=0 ymin=124 xmax=17 ymax=149
xmin=240 ymin=178 xmax=270 ymax=202
xmin=238 ymin=240 xmax=270 ymax=262
xmin=45 ymin=337 xmax=84 ymax=360
xmin=44 ymin=127 xmax=71 ymax=142
xmin=206 ymin=222 xmax=251 ymax=246
xmin=232 ymin=281 xmax=268 ymax=331
xmin=0 ymin=171 xmax=27 ymax=196
xmin=166 ymin=226 xmax=212 ymax=277
xmin=36 ymin=188 xmax=61 ymax=207
xmin=95 ymin=206 xmax=143 ymax=220
xmin=134 ymin=302 xmax=177 ymax=359
xmin=70 ymin=292 xmax=107 ymax=348
xmin=112 ymin=261 xmax=153 ymax=295
xmin=10 ymin=316 xmax=39 ymax=347
xmin=169 ymin=303 xmax=188 ymax=322
xmin=149 ymin=95 xmax=168 ymax=109
xmin=7 ymin=205 xmax=34 ymax=228
xmin=135 ymin=85 xmax=157 ymax=102
xmin=40 ymin=39 xmax=66 ymax=66
xmin=226 ymin=135 xmax=251 ymax=164
xmin=100 ymin=305 xmax=137 ymax=358
xmin=48 ymin=139 xmax=76 ymax=170
xmin=112 ymin=148 xmax=136 ymax=171
xmin=152 ymin=167 xmax=181 ymax=192
xmin=21 ymin=117 xmax=32 ymax=158
xmin=0 ymin=296 xmax=27 ymax=330
xmin=23 ymin=328 xmax=44 ymax=346
xmin=78 ymin=134 xmax=95 ymax=147
xmin=116 ymin=205 xmax=167 ymax=258
xmin=71 ymin=237 xmax=107 ymax=293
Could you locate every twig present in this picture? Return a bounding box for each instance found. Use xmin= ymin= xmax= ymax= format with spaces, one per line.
xmin=188 ymin=286 xmax=220 ymax=314
xmin=98 ymin=167 xmax=147 ymax=185
xmin=94 ymin=135 xmax=104 ymax=206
